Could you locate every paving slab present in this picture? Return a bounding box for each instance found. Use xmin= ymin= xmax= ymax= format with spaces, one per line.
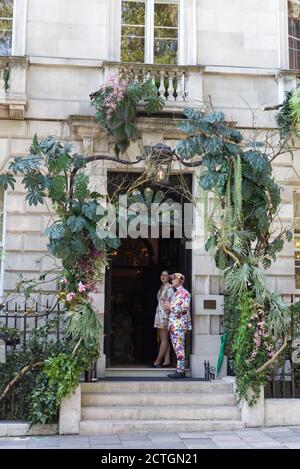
xmin=89 ymin=435 xmax=121 ymax=445
xmin=178 ymin=432 xmax=209 ymax=439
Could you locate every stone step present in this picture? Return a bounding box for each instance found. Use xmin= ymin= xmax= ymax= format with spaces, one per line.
xmin=80 ymin=419 xmax=245 ymax=434
xmin=105 ymin=367 xmax=191 ymax=378
xmin=81 ymin=380 xmax=233 ymax=394
xmin=81 ymin=405 xmax=241 ymax=421
xmin=81 ymin=392 xmax=236 ymax=407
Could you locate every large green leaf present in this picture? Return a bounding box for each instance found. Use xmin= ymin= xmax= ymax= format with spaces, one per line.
xmin=203 ymin=137 xmax=223 ymax=155
xmin=124 ymin=122 xmax=138 ymax=140
xmin=0 ymin=173 xmax=16 ymax=190
xmin=70 ymin=238 xmax=87 ymax=255
xmin=67 ymin=215 xmax=86 ymax=233
xmin=243 ymin=150 xmax=271 ymax=175
xmin=26 ymin=190 xmax=45 ymax=206
xmin=124 ymin=102 xmax=136 ymax=123
xmin=82 ymin=201 xmax=98 ymax=221
xmin=176 ymin=139 xmax=196 ymax=159
xmin=45 ymin=223 xmax=65 ymax=240
xmin=9 ymin=155 xmax=41 ymax=174
xmin=105 ymin=237 xmax=121 ymax=250
xmin=48 ymin=176 xmax=66 ymax=201
xmin=199 ymin=171 xmax=219 ymax=191
xmin=74 ymin=173 xmax=89 ymax=201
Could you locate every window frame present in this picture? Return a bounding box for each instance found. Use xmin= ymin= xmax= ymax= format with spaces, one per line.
xmin=0 ymin=0 xmax=14 ymax=56
xmin=121 ymin=0 xmax=183 ymax=65
xmin=288 ymin=0 xmax=300 ymax=69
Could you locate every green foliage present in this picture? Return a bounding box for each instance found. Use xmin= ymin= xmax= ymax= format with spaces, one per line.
xmin=64 ymin=300 xmax=102 ymax=347
xmin=290 ymin=88 xmax=300 ymax=136
xmin=233 ymin=294 xmax=277 ymax=405
xmin=277 ymin=88 xmax=300 ymax=139
xmin=0 ymin=319 xmax=66 ymax=422
xmin=91 ymin=79 xmax=165 ymax=155
xmin=276 ymin=91 xmax=294 ymax=140
xmin=177 ymin=107 xmax=291 ymax=403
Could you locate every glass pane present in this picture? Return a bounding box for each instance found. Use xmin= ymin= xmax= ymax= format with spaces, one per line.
xmin=121 ymin=37 xmax=145 ymax=63
xmin=154 ymin=38 xmax=178 ymax=64
xmin=0 ymin=0 xmax=13 ymax=19
xmin=122 ymin=25 xmax=144 ymax=37
xmin=154 ymin=27 xmax=178 ymax=39
xmin=154 ymin=3 xmax=178 ymax=28
xmin=122 ymin=1 xmax=145 ymax=26
xmin=121 ymin=1 xmax=145 ymax=63
xmin=0 ymin=30 xmax=12 ymax=55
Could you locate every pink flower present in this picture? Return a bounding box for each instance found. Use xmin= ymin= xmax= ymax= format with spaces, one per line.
xmin=78 ymin=282 xmax=86 ymax=293
xmin=66 ymin=292 xmax=76 ymax=302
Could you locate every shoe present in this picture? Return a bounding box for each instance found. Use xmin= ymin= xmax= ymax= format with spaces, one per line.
xmin=171 ymin=371 xmax=186 ymax=379
xmin=162 ymin=363 xmax=171 ymax=368
xmin=167 ymin=371 xmax=178 ymax=378
xmin=151 ymin=362 xmax=162 ymax=368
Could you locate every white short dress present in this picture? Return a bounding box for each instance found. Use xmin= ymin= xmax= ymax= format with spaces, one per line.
xmin=154 ymin=284 xmax=174 ymax=329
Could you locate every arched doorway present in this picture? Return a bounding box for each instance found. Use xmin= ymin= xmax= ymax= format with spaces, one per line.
xmin=104 ymin=171 xmax=192 ymax=369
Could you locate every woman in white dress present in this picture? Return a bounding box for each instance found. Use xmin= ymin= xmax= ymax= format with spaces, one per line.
xmin=153 ymin=271 xmax=174 ymax=367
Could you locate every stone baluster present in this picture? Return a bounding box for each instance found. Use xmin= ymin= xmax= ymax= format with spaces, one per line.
xmin=182 ymin=71 xmax=188 ymax=101
xmin=133 ymin=69 xmax=139 ymax=83
xmin=158 ymin=70 xmax=167 ymax=100
xmin=167 ymin=71 xmax=175 ymax=101
xmin=138 ymin=68 xmax=143 ymax=83
xmin=176 ymin=71 xmax=184 ymax=102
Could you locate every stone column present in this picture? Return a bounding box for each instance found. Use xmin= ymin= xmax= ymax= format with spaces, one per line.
xmin=59 ymin=386 xmax=81 ymax=435
xmin=189 ymin=174 xmax=227 ymax=378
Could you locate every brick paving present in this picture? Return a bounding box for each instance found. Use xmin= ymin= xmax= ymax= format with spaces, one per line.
xmin=1 ymin=426 xmax=300 ymax=449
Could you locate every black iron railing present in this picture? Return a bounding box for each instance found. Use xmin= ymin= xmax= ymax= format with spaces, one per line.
xmin=0 ymin=301 xmax=98 ymax=420
xmin=0 ymin=301 xmax=64 ymax=348
xmin=265 ymin=294 xmax=300 ymax=398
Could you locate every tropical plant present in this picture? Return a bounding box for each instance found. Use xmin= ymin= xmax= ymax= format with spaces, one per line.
xmin=0 ymin=135 xmax=119 ymax=422
xmin=90 ymin=77 xmax=165 ymax=156
xmin=276 ymin=88 xmax=300 ymax=139
xmin=176 ymin=108 xmax=292 ymax=403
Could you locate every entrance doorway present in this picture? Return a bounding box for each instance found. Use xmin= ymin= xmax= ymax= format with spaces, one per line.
xmin=104 ymin=172 xmax=192 ymax=368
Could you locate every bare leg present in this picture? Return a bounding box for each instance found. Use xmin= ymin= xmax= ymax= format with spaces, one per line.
xmin=154 ymin=328 xmax=171 ymax=365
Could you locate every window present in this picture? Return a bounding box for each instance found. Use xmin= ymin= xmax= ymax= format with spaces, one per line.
xmin=121 ymin=0 xmax=180 ymax=64
xmin=0 ymin=0 xmax=13 ymax=56
xmin=288 ymin=0 xmax=300 ymax=69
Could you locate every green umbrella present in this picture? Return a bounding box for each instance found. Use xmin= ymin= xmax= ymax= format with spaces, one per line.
xmin=217 ymin=331 xmax=228 ymax=375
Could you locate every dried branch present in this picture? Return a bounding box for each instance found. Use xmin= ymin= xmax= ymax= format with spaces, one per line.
xmin=0 ymin=361 xmax=44 ymax=403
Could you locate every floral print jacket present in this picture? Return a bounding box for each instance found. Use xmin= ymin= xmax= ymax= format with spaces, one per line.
xmin=168 ymin=285 xmax=192 ymax=332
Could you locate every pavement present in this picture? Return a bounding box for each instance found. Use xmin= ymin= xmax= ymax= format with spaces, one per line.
xmin=1 ymin=427 xmax=300 ymax=449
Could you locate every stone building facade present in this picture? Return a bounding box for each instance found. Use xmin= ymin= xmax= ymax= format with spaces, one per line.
xmin=0 ymin=0 xmax=299 ymax=378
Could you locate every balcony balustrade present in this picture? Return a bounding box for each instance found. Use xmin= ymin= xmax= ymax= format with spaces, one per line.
xmin=102 ymin=62 xmax=205 ymax=112
xmin=0 ymin=56 xmax=27 ymax=119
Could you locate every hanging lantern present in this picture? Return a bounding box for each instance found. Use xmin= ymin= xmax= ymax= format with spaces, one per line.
xmin=149 ymin=143 xmax=174 ymax=187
